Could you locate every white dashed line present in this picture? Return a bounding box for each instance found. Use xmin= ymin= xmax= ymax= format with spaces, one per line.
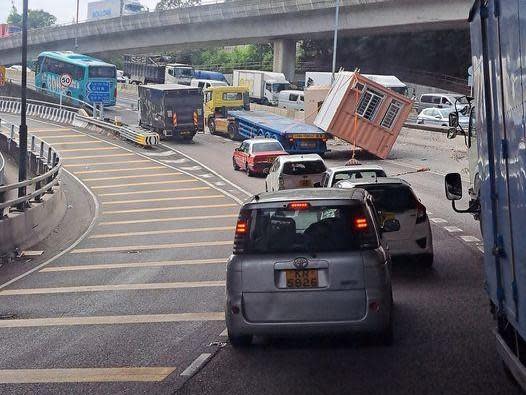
xmin=197 ymin=173 xmax=214 ymax=178
xmin=444 ymin=226 xmax=463 ymax=233
xmin=460 ymin=235 xmax=481 ymax=243
xmin=478 ymin=246 xmax=485 ymax=253
xmin=215 ymin=181 xmax=226 ymax=186
xmin=163 ymin=158 xmax=189 ymax=164
xmin=144 ymin=150 xmax=177 ymax=157
xmin=180 ymin=353 xmax=212 ymax=377
xmin=219 ymin=328 xmax=228 ymax=337
xmin=179 ymin=165 xmax=203 ymax=171
xmin=430 ymin=218 xmax=448 ymax=224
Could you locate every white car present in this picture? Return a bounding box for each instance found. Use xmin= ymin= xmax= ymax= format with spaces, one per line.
xmin=321 ymin=164 xmax=387 ymax=187
xmin=265 ymin=154 xmax=326 ymax=192
xmin=116 ymin=70 xmax=128 ymax=84
xmin=335 ymin=177 xmax=434 ymax=266
xmin=417 ymin=108 xmax=470 ymax=128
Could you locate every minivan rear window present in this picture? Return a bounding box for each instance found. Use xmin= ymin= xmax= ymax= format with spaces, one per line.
xmin=283 ymin=161 xmax=326 ymax=175
xmin=361 ymin=184 xmax=417 ymax=213
xmin=241 ymin=204 xmax=377 ymax=253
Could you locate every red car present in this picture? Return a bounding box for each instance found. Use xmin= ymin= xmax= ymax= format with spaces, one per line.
xmin=232 ymin=138 xmax=288 ymax=176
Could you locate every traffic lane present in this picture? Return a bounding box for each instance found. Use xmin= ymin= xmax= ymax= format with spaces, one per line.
xmin=179 ymin=227 xmax=519 ymax=395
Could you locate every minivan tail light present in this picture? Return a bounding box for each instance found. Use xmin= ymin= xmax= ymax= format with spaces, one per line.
xmin=287 ymin=201 xmax=310 ymax=211
xmin=416 ymin=201 xmax=427 ymax=223
xmin=353 ymin=217 xmax=368 ymax=231
xmin=234 ymin=215 xmax=249 ymax=254
xmin=235 ymin=220 xmax=248 ymax=235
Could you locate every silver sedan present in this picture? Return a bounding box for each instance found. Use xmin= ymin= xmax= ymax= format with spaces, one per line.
xmin=417 ymin=107 xmax=469 ymax=128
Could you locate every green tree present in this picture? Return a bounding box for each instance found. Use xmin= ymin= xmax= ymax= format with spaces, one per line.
xmin=7 ymin=7 xmax=57 ymax=29
xmin=155 ymin=0 xmax=200 ymax=10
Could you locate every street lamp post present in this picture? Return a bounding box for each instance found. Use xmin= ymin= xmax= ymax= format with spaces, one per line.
xmin=331 ymin=0 xmax=340 ymax=84
xmin=75 ymin=0 xmax=80 ymax=50
xmin=18 ymin=0 xmax=28 ymax=203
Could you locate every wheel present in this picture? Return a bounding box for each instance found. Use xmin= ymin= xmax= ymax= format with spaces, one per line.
xmin=265 ymin=182 xmax=269 ymax=192
xmin=208 ymin=117 xmax=216 ymax=134
xmin=228 ymin=124 xmax=239 ymax=140
xmin=261 ymin=98 xmax=269 ymax=106
xmin=419 ymin=253 xmax=434 ymax=268
xmin=245 ymin=162 xmax=253 ymax=177
xmin=233 ymin=158 xmax=240 ymax=171
xmin=228 ymin=333 xmax=253 ymax=348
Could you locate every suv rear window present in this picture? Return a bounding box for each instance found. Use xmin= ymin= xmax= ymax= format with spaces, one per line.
xmin=361 ymin=184 xmax=417 ymax=212
xmin=331 ymin=170 xmax=387 ymax=186
xmin=283 ymin=161 xmax=326 ymax=175
xmin=240 ymin=204 xmax=378 ymax=254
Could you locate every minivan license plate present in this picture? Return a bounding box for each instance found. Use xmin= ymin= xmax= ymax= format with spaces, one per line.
xmin=285 ymin=269 xmax=318 ymax=288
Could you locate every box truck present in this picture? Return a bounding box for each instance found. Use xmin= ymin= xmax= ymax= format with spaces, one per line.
xmin=233 ymin=70 xmax=290 ymax=106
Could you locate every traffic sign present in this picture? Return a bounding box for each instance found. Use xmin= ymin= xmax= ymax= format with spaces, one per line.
xmin=60 ymin=73 xmax=72 ymax=89
xmin=87 ymin=81 xmax=110 ymax=93
xmin=87 ymin=92 xmax=110 ymax=102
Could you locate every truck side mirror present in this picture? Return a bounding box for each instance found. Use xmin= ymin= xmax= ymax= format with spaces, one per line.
xmin=449 ymin=112 xmax=459 ymax=128
xmin=445 ymin=173 xmax=462 ymax=201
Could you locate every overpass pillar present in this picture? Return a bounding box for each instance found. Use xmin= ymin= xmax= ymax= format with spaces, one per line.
xmin=273 ymin=39 xmax=296 ymax=82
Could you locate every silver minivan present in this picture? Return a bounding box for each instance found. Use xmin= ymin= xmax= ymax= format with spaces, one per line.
xmin=416 ymin=93 xmax=468 ymax=112
xmin=225 ymin=188 xmax=399 ymax=347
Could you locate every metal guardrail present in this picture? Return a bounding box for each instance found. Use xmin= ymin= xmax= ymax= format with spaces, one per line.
xmin=0 ymin=118 xmax=61 ymax=217
xmin=0 ymin=96 xmax=77 ymax=124
xmin=0 ymin=150 xmax=5 ymax=186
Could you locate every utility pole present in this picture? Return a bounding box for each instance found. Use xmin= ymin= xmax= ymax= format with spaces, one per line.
xmin=18 ymin=0 xmax=28 ymax=202
xmin=75 ymin=0 xmax=80 ymax=50
xmin=331 ymin=0 xmax=340 ymax=84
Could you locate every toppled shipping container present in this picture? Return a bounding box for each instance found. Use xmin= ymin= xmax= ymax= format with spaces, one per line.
xmin=314 ymin=72 xmax=412 ymax=159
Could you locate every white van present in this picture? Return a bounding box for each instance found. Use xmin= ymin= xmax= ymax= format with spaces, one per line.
xmin=416 ymin=93 xmax=469 ymax=112
xmin=278 ymin=90 xmax=304 ymax=111
xmin=190 ymin=79 xmax=228 ymax=90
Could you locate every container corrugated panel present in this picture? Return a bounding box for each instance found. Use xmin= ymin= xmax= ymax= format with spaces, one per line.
xmin=314 ymin=72 xmax=413 ymax=159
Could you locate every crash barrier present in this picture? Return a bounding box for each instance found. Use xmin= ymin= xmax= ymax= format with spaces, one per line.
xmin=0 ymin=151 xmax=4 ymax=186
xmin=0 ymin=118 xmax=66 ymax=255
xmin=0 ymin=96 xmax=77 ymax=125
xmin=76 ymin=115 xmax=160 ymax=147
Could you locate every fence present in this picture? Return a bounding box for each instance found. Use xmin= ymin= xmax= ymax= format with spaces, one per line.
xmin=0 ymin=96 xmax=78 ymax=125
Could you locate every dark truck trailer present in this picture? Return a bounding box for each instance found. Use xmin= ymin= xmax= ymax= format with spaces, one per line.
xmin=123 ymin=55 xmax=167 ymax=85
xmin=138 ymin=84 xmax=203 ymax=141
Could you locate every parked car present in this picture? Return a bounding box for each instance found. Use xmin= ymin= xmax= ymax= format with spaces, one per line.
xmin=416 ymin=93 xmax=469 ymax=112
xmin=265 ymin=154 xmax=326 ymax=191
xmin=321 ymin=164 xmax=387 ymax=187
xmin=417 ymin=107 xmax=470 ymax=128
xmin=335 ymin=177 xmax=433 ymax=266
xmin=278 ymin=90 xmax=305 ymax=111
xmin=232 ymin=138 xmax=288 ymax=176
xmin=225 ymin=188 xmax=399 ymax=347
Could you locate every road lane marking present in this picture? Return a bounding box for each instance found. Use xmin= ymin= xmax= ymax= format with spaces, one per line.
xmin=430 ymin=218 xmax=448 ymax=223
xmin=101 ymin=194 xmax=224 ymax=205
xmin=460 ymin=235 xmax=481 ymax=243
xmin=37 ymin=134 xmax=88 ymax=139
xmin=65 ymin=159 xmax=151 ymax=167
xmin=39 ymin=140 xmax=102 ymax=146
xmin=0 ymin=280 xmax=226 ymax=296
xmin=28 ymin=128 xmax=67 ymax=132
xmin=103 ymin=203 xmax=236 ymax=215
xmin=60 ymin=146 xmax=120 ymax=153
xmin=478 ymin=246 xmax=485 ymax=253
xmin=71 ymin=240 xmax=232 ymax=254
xmin=83 ymin=173 xmax=181 ymax=182
xmin=63 ymin=153 xmax=136 ymax=160
xmin=98 ymin=186 xmax=211 ymax=197
xmin=444 ymin=226 xmax=463 ymax=233
xmin=75 ymin=166 xmax=165 ymax=175
xmin=219 ymin=328 xmax=228 ymax=337
xmin=91 ymin=179 xmax=197 ymax=190
xmin=0 ymin=312 xmax=224 ymax=328
xmin=98 ymin=213 xmax=237 ymax=226
xmin=180 ymin=354 xmax=211 ymax=377
xmin=89 ymin=225 xmax=234 ymax=239
xmin=0 ymin=367 xmax=176 ymax=383
xmin=40 ymin=258 xmax=226 ymax=272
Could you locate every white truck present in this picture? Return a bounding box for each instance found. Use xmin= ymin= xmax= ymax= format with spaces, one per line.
xmin=233 ymin=70 xmax=290 ymax=106
xmin=87 ymin=0 xmax=145 ymax=21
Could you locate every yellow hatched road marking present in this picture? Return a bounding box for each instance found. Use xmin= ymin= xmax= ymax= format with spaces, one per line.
xmin=83 ymin=172 xmax=181 ymax=182
xmin=0 ymin=312 xmax=224 ymax=328
xmin=65 ymin=159 xmax=151 ymax=167
xmin=98 ymin=213 xmax=237 ymax=226
xmin=29 ymin=128 xmax=68 ymax=132
xmin=39 ymin=140 xmax=102 ymax=146
xmin=40 ymin=258 xmax=226 ymax=272
xmin=64 ymin=153 xmax=136 ymax=160
xmin=71 ymin=240 xmax=232 ymax=254
xmin=101 ymin=194 xmax=223 ymax=205
xmin=36 ymin=134 xmax=86 ymax=139
xmin=103 ymin=202 xmax=235 ymax=214
xmin=98 ymin=186 xmax=210 ymax=197
xmin=75 ymin=166 xmax=165 ymax=175
xmin=60 ymin=147 xmax=120 ymax=153
xmin=89 ymin=225 xmax=233 ymax=239
xmin=0 ymin=367 xmax=176 ymax=384
xmin=91 ymin=179 xmax=197 ymax=190
xmin=0 ymin=280 xmax=225 ymax=296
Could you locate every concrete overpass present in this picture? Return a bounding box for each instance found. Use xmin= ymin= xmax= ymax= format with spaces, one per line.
xmin=0 ymin=0 xmax=472 ymax=80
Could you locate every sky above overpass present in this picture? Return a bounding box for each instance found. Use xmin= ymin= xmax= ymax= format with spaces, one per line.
xmin=0 ymin=0 xmax=160 ymax=24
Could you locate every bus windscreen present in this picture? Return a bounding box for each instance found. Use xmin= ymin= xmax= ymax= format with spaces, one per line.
xmin=89 ymin=66 xmax=116 ymax=78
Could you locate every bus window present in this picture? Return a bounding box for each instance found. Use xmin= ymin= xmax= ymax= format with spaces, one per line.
xmin=89 ymin=66 xmax=116 ymax=78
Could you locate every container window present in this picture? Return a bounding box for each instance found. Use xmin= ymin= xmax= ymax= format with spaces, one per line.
xmin=356 ymin=88 xmax=384 ymax=121
xmin=380 ymin=100 xmax=403 ymax=129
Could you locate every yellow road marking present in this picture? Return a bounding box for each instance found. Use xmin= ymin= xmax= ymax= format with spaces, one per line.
xmin=60 ymin=147 xmax=120 ymax=153
xmin=65 ymin=159 xmax=151 ymax=167
xmin=101 ymin=194 xmax=223 ymax=205
xmin=0 ymin=367 xmax=176 ymax=383
xmin=75 ymin=166 xmax=165 ymax=175
xmin=39 ymin=140 xmax=102 ymax=146
xmin=63 ymin=153 xmax=136 ymax=160
xmin=103 ymin=202 xmax=236 ymax=214
xmin=0 ymin=280 xmax=225 ymax=296
xmin=98 ymin=213 xmax=237 ymax=226
xmin=40 ymin=258 xmax=226 ymax=272
xmin=89 ymin=225 xmax=233 ymax=239
xmin=83 ymin=172 xmax=181 ymax=182
xmin=98 ymin=186 xmax=210 ymax=197
xmin=71 ymin=240 xmax=232 ymax=254
xmin=91 ymin=179 xmax=197 ymax=190
xmin=29 ymin=128 xmax=67 ymax=132
xmin=0 ymin=312 xmax=224 ymax=328
xmin=36 ymin=134 xmax=85 ymax=139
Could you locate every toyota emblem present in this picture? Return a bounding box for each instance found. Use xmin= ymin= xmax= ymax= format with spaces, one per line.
xmin=293 ymin=257 xmax=309 ymax=269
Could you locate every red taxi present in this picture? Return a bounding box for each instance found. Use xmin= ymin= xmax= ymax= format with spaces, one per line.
xmin=233 ymin=138 xmax=288 ymax=176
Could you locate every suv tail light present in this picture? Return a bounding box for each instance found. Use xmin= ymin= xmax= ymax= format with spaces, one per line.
xmin=353 ymin=217 xmax=368 ymax=231
xmin=233 ymin=212 xmax=250 ymax=254
xmin=416 ymin=201 xmax=427 ymax=224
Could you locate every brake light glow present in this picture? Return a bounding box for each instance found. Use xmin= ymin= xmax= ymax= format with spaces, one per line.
xmin=235 ymin=220 xmax=248 ymax=234
xmin=354 ymin=217 xmax=368 ymax=230
xmin=287 ymin=201 xmax=310 ymax=211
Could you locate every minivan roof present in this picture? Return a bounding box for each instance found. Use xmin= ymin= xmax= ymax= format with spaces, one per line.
xmin=244 ymin=188 xmax=368 ymax=206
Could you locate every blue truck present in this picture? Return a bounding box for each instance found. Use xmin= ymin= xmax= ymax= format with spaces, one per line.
xmin=445 ymin=0 xmax=526 ymax=388
xmin=224 ymin=110 xmax=328 ymax=155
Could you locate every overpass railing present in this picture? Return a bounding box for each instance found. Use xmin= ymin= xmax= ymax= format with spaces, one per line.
xmin=0 ymin=118 xmax=61 ymax=217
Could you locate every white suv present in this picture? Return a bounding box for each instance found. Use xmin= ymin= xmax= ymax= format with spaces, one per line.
xmin=321 ymin=165 xmax=387 ymax=187
xmin=265 ymin=154 xmax=326 ymax=192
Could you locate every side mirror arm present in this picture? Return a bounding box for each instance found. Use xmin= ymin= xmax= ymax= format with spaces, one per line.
xmin=451 ymin=200 xmax=479 ymax=214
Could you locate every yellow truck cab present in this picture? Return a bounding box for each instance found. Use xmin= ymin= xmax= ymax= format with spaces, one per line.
xmin=204 ymin=86 xmax=249 ymax=135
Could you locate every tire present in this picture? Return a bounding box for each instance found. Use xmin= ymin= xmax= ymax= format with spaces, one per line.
xmin=265 ymin=182 xmax=269 ymax=192
xmin=208 ymin=117 xmax=216 ymax=134
xmin=420 ymin=253 xmax=434 ymax=268
xmin=233 ymin=158 xmax=240 ymax=171
xmin=228 ymin=124 xmax=239 ymax=140
xmin=228 ymin=333 xmax=253 ymax=348
xmin=261 ymin=98 xmax=269 ymax=106
xmin=245 ymin=163 xmax=253 ymax=177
